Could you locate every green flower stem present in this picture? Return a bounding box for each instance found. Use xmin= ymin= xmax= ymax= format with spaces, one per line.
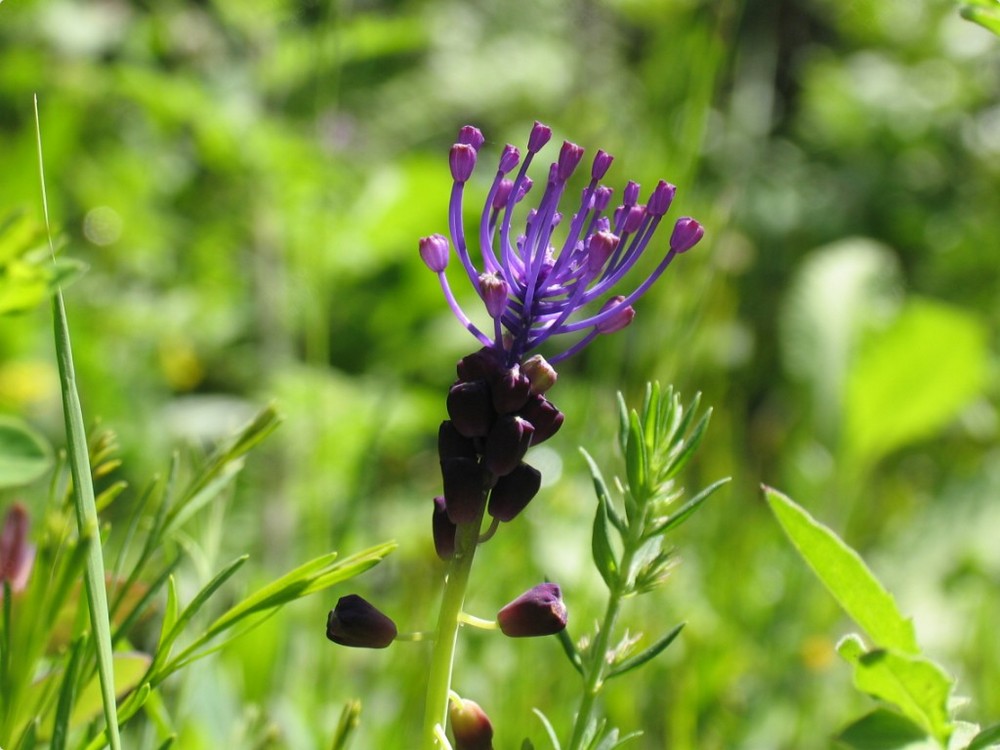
xmin=567 ymin=503 xmax=647 ymax=750
xmin=421 ymin=509 xmax=485 ymax=749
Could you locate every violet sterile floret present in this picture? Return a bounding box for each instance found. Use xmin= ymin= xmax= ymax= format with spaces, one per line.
xmin=419 ymin=122 xmax=703 ymax=367
xmin=0 ymin=503 xmax=34 ymax=595
xmin=419 ymin=233 xmax=450 ymax=273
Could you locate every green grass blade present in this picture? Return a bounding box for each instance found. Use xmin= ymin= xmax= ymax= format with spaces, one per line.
xmin=36 ymin=95 xmax=122 ymax=750
xmin=50 ymin=637 xmax=86 ymax=750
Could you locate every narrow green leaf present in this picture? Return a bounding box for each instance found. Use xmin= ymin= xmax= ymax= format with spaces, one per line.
xmin=0 ymin=416 xmax=53 ymax=488
xmin=14 ymin=718 xmax=38 ymax=750
xmin=960 ymin=5 xmax=1000 ymax=34
xmin=646 ymin=478 xmax=730 ymax=538
xmin=663 ymin=407 xmax=712 ymax=481
xmin=606 ymin=622 xmax=685 ymax=679
xmin=112 ymin=557 xmax=181 ymax=647
xmin=580 ymin=448 xmax=626 ymax=533
xmin=155 ymin=736 xmax=176 ymax=750
xmin=835 ymin=708 xmax=930 ymax=750
xmin=532 ymin=708 xmax=562 ymax=750
xmin=591 ymin=495 xmax=619 ymax=589
xmin=47 ymin=192 xmax=122 ymax=750
xmin=966 ymin=722 xmax=1000 ymax=750
xmin=838 ymin=636 xmax=953 ymax=744
xmin=50 ymin=637 xmax=86 ymax=750
xmin=616 ymin=392 xmax=629 ymax=459
xmin=330 ymin=700 xmax=361 ymax=750
xmin=625 ymin=410 xmax=647 ymax=498
xmin=157 ymin=575 xmax=180 ymax=657
xmin=79 ymin=683 xmax=152 ymax=750
xmin=764 ymin=486 xmax=919 ymax=654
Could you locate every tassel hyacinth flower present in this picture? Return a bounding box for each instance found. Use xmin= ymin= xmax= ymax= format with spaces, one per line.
xmin=419 ymin=121 xmax=704 ymax=369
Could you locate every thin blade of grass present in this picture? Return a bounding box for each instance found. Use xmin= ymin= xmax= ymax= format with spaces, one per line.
xmin=36 ymin=95 xmax=122 ymax=750
xmin=50 ymin=637 xmax=86 ymax=750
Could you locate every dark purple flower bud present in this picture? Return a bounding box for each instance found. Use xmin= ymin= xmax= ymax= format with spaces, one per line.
xmin=458 ymin=125 xmax=485 ymax=151
xmin=478 ymin=273 xmax=509 ymax=319
xmin=450 ymin=143 xmax=477 ymax=183
xmin=456 ymin=348 xmax=502 ymax=382
xmin=418 ymin=234 xmax=450 ymax=273
xmin=432 ymin=496 xmax=457 ymax=560
xmin=450 ymin=697 xmax=494 ymax=750
xmin=623 ymin=205 xmax=646 ymax=234
xmin=670 ymin=216 xmax=704 ymax=253
xmin=492 ymin=179 xmax=514 ymax=210
xmin=591 ymin=149 xmax=614 ymax=180
xmin=490 ymin=367 xmax=531 ymax=414
xmin=326 ymin=594 xmax=397 ymax=648
xmin=498 ymin=145 xmax=520 ymax=174
xmin=596 ymin=295 xmax=636 ymax=334
xmin=484 ymin=416 xmax=534 ymax=476
xmin=593 ymin=185 xmax=613 ymax=212
xmin=441 ymin=458 xmax=488 ymax=523
xmin=527 ymin=121 xmax=552 ymax=153
xmin=557 ymin=141 xmax=584 ymax=181
xmin=439 ymin=420 xmax=477 ymax=461
xmin=520 ymin=354 xmax=557 ymax=394
xmin=447 ymin=381 xmax=495 ymax=437
xmin=497 ymin=583 xmax=567 ymax=637
xmin=488 ymin=462 xmax=541 ymax=521
xmin=587 ymin=231 xmax=620 ymax=274
xmin=0 ymin=503 xmax=34 ymax=594
xmin=518 ymin=395 xmax=564 ymax=445
xmin=647 ymin=180 xmax=677 ymax=217
xmin=623 ymin=180 xmax=640 ymax=206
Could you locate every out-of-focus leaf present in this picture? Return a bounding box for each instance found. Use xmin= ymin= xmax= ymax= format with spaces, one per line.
xmin=965 ymin=721 xmax=1000 ymax=750
xmin=838 ymin=636 xmax=953 ymax=744
xmin=960 ymin=3 xmax=1000 ymax=35
xmin=843 ymin=299 xmax=988 ymax=469
xmin=835 ymin=708 xmax=931 ymax=749
xmin=765 ymin=486 xmax=919 ymax=653
xmin=0 ymin=416 xmax=53 ymax=488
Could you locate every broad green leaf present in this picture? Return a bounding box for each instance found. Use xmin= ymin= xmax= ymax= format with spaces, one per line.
xmin=838 ymin=636 xmax=953 ymax=744
xmin=836 ymin=708 xmax=932 ymax=749
xmin=966 ymin=721 xmax=1000 ymax=750
xmin=765 ymin=487 xmax=918 ymax=653
xmin=843 ymin=299 xmax=987 ymax=468
xmin=0 ymin=416 xmax=53 ymax=488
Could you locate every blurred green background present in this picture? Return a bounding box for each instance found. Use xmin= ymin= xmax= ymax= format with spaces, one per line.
xmin=1 ymin=0 xmax=998 ymax=747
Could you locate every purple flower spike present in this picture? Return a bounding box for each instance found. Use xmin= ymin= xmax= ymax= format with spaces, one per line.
xmin=450 ymin=143 xmax=477 ymax=183
xmin=326 ymin=594 xmax=397 ymax=648
xmin=498 ymin=145 xmax=520 ymax=174
xmin=519 ymin=395 xmax=564 ymax=444
xmin=447 ymin=381 xmax=494 ymax=438
xmin=557 ymin=141 xmax=585 ymax=181
xmin=647 ymin=180 xmax=677 ymax=217
xmin=488 ymin=463 xmax=542 ymax=521
xmin=596 ymin=296 xmax=636 ymax=334
xmin=479 ymin=273 xmax=509 ymax=319
xmin=458 ymin=125 xmax=485 ymax=151
xmin=670 ymin=217 xmax=704 ymax=253
xmin=497 ymin=582 xmax=568 ymax=637
xmin=0 ymin=503 xmax=34 ymax=594
xmin=425 ymin=123 xmax=700 ymax=367
xmin=591 ymin=149 xmax=614 ymax=180
xmin=527 ymin=121 xmax=552 ymax=153
xmin=418 ymin=234 xmax=449 ymax=273
xmin=450 ymin=697 xmax=494 ymax=750
xmin=432 ymin=496 xmax=457 ymax=560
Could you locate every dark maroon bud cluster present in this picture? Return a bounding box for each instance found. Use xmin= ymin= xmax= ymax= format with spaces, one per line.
xmin=497 ymin=582 xmax=568 ymax=638
xmin=434 ymin=349 xmax=564 ymax=552
xmin=326 ymin=594 xmax=398 ymax=649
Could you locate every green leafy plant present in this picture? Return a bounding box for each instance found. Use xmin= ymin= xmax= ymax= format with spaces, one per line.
xmin=765 ymin=487 xmax=1000 ymax=750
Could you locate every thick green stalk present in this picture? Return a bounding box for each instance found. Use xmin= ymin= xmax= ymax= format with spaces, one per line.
xmin=421 ymin=510 xmax=484 ymax=749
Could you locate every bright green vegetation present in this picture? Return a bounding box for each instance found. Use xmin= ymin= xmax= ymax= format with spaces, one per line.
xmin=1 ymin=0 xmax=998 ymax=747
